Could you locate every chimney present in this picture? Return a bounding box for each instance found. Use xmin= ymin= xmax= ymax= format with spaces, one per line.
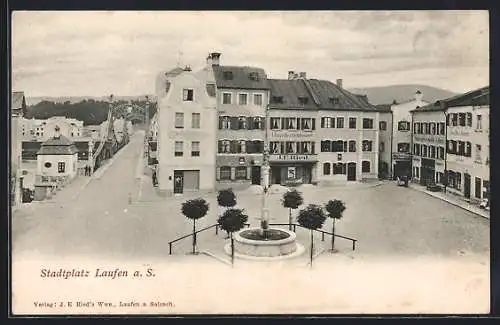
xmin=299 ymin=72 xmax=307 ymax=79
xmin=336 ymin=79 xmax=343 ymax=88
xmin=415 ymin=90 xmax=423 ymax=103
xmin=206 ymin=52 xmax=221 ymax=66
xmin=288 ymin=71 xmax=295 ymax=80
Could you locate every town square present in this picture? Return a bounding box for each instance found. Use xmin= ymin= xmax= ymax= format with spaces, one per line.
xmin=10 ymin=11 xmax=489 ymax=314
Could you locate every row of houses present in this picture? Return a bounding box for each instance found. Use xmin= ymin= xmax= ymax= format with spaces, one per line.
xmin=150 ymin=52 xmax=394 ymax=196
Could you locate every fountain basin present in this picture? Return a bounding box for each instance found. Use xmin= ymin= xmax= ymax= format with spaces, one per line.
xmin=231 ymin=227 xmax=300 ymax=258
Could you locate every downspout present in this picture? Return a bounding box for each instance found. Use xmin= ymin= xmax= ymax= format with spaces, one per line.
xmin=390 ymin=109 xmax=394 ymax=180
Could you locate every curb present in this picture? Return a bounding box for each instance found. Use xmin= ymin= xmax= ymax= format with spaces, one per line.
xmin=409 ymin=186 xmax=489 ymax=220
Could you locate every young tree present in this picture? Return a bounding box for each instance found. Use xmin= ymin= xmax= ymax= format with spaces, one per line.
xmin=325 ymin=199 xmax=346 ymax=253
xmin=181 ymin=198 xmax=210 ymax=254
xmin=282 ymin=189 xmax=304 ymax=230
xmin=217 ymin=189 xmax=237 ymax=238
xmin=297 ymin=204 xmax=327 ymax=268
xmin=217 ymin=208 xmax=248 ymax=267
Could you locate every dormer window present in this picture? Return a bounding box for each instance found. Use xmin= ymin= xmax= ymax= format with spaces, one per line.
xmin=248 ymin=72 xmax=259 ymax=81
xmin=165 ymin=81 xmax=171 ymax=94
xmin=329 ymin=97 xmax=340 ymax=105
xmin=223 ymin=71 xmax=233 ymax=80
xmin=298 ymin=97 xmax=309 ymax=105
xmin=271 ymin=96 xmax=284 ymax=104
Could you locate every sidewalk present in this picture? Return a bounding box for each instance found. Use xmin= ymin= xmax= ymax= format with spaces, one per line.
xmin=408 ymin=183 xmax=490 ymax=219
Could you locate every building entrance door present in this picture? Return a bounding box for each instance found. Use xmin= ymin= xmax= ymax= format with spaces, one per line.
xmin=347 ymin=162 xmax=356 ymax=181
xmin=173 ymin=170 xmax=184 ymax=194
xmin=475 ymin=177 xmax=482 ymax=199
xmin=464 ymin=173 xmax=471 ymax=199
xmin=251 ymin=166 xmax=261 ymax=185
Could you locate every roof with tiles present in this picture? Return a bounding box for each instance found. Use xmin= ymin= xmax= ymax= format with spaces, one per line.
xmin=212 ymin=65 xmax=269 ymax=90
xmin=306 ymin=79 xmax=377 ymax=110
xmin=414 ymin=86 xmax=489 ymax=112
xmin=37 ymin=134 xmax=79 ymax=155
xmin=268 ymin=79 xmax=318 ymax=110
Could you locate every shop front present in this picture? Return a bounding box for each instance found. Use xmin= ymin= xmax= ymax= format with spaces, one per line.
xmin=420 ymin=158 xmax=436 ymax=186
xmin=269 ymin=154 xmax=318 ymax=185
xmin=392 ymin=152 xmax=412 ymax=180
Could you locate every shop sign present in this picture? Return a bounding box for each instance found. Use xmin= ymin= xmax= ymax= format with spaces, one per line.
xmin=392 ymin=153 xmax=411 ymax=161
xmin=269 ymin=154 xmax=318 ymax=162
xmin=414 ymin=135 xmax=445 ymax=145
xmin=270 ymin=131 xmax=314 ymax=138
xmin=449 ymin=129 xmax=471 ymax=137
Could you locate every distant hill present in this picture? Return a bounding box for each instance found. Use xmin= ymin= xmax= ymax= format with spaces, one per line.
xmin=348 ymin=85 xmax=457 ymax=106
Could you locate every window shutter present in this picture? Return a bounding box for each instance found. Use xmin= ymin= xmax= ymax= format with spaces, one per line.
xmin=321 ymin=118 xmax=325 ymax=128
xmin=311 ymin=142 xmax=315 ymax=154
xmin=281 ymin=118 xmax=286 ymax=130
xmin=261 ymin=118 xmax=265 ymax=130
xmin=230 ymin=117 xmax=239 ymax=130
xmin=230 ymin=140 xmax=238 ymax=153
xmin=312 ymin=118 xmax=316 ymax=130
xmin=343 ymin=141 xmax=348 ymax=152
xmin=218 ymin=117 xmax=223 ymax=129
xmin=296 ymin=118 xmax=301 ymax=130
xmin=246 ymin=117 xmax=253 ymax=130
xmin=218 ymin=141 xmax=223 ymax=153
xmin=246 ymin=141 xmax=253 ymax=154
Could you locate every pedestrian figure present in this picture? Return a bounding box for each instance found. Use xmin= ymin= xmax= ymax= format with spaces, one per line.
xmin=84 ymin=166 xmax=87 ymax=176
xmin=152 ymin=170 xmax=157 ymax=187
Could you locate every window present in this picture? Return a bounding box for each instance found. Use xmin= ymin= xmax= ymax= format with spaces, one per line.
xmin=458 ymin=141 xmax=465 ymax=156
xmin=183 ymin=89 xmax=194 ymax=101
xmin=349 ymin=117 xmax=357 ymax=129
xmin=271 ymin=96 xmax=284 ymax=104
xmin=422 ymin=145 xmax=428 ymax=157
xmin=379 ymin=121 xmax=387 ymax=130
xmin=362 ymin=140 xmax=372 ymax=152
xmin=175 ymin=112 xmax=184 ymax=128
xmin=398 ymin=121 xmax=410 ymax=131
xmin=466 ymin=113 xmax=472 ymax=127
xmin=430 ymin=146 xmax=436 ymax=158
xmin=439 ymin=147 xmax=445 ymax=160
xmin=58 ymin=162 xmax=65 ymax=173
xmin=284 ymin=118 xmax=296 ymax=130
xmin=175 ymin=141 xmax=183 ymax=156
xmin=253 ymin=117 xmax=264 ymax=129
xmin=301 ymin=118 xmax=313 ymax=130
xmin=475 ymin=144 xmax=482 ymax=162
xmin=321 ymin=140 xmax=332 ymax=152
xmin=235 ymin=166 xmax=247 ymax=180
xmin=220 ymin=166 xmax=231 ymax=180
xmin=191 ymin=141 xmax=200 ymax=157
xmin=223 ymin=71 xmax=233 ymax=80
xmin=254 ymin=94 xmax=263 ymax=106
xmin=451 ymin=114 xmax=458 ymax=126
xmin=362 ymin=161 xmax=371 ymax=173
xmin=44 ymin=162 xmax=52 ymax=168
xmin=397 ymin=143 xmax=410 ymax=153
xmin=362 ymin=118 xmax=373 ymax=129
xmin=220 ymin=116 xmax=231 ymax=129
xmin=271 ymin=117 xmax=280 ymax=129
xmin=439 ymin=122 xmax=445 ymax=135
xmin=349 ymin=140 xmax=356 ymax=152
xmin=321 ymin=117 xmax=334 ymax=128
xmin=332 ymin=163 xmax=346 ymax=175
xmin=476 ymin=115 xmax=482 ymax=129
xmin=329 ymin=97 xmax=340 ymax=105
xmin=458 ymin=113 xmax=466 ymax=126
xmin=380 ymin=142 xmax=385 ymax=152
xmin=218 ymin=140 xmax=231 ymax=153
xmin=222 ymin=93 xmax=232 ymax=104
xmin=336 ymin=117 xmax=344 ymax=128
xmin=323 ymin=163 xmax=331 ymax=175
xmin=430 ymin=123 xmax=437 ymax=135
xmin=286 ymin=141 xmax=295 ymax=154
xmin=332 ymin=140 xmax=344 ymax=152
xmin=238 ymin=93 xmax=248 ymax=105
xmin=238 ymin=116 xmax=247 ymax=129
xmin=248 ymin=72 xmax=259 ymax=81
xmin=466 ymin=142 xmax=472 ymax=157
xmin=298 ymin=96 xmax=309 ymax=105
xmin=270 ymin=142 xmax=279 ymax=154
xmin=236 ymin=140 xmax=246 ymax=153
xmin=191 ymin=113 xmax=201 ymax=129
xmin=206 ymin=84 xmax=216 ymax=97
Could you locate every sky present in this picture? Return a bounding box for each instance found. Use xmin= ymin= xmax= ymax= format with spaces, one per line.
xmin=11 ymin=11 xmax=489 ymax=97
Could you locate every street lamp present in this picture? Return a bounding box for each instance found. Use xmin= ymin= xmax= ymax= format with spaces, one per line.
xmin=260 ymin=104 xmax=271 ymax=236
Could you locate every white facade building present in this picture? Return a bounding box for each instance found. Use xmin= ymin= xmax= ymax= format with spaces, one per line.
xmin=155 ymin=65 xmax=218 ymax=195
